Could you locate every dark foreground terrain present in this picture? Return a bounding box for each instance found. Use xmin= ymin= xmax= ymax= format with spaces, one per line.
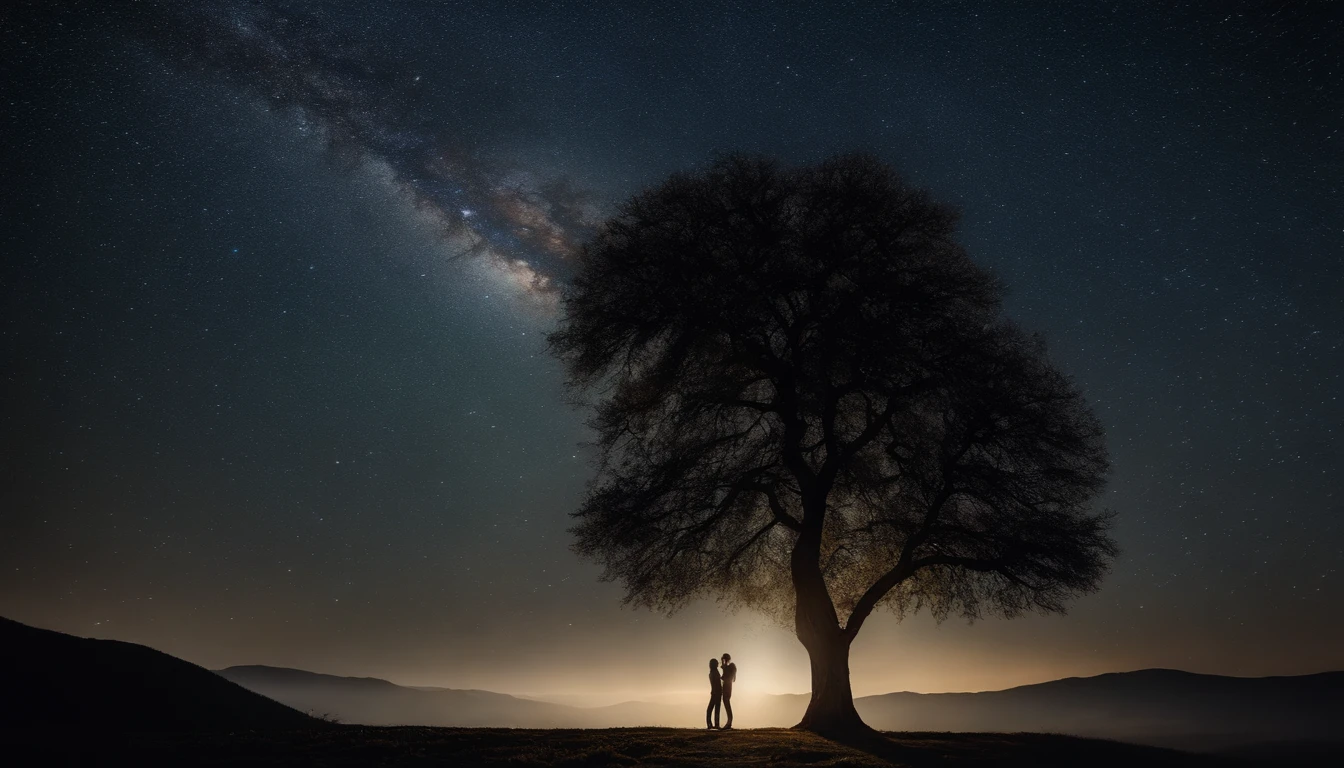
xmin=5 ymin=726 xmax=1336 ymax=768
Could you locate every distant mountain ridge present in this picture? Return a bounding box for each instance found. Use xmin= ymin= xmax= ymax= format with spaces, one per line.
xmin=855 ymin=667 xmax=1344 ymax=751
xmin=217 ymin=664 xmax=688 ymax=727
xmin=0 ymin=617 xmax=320 ymax=731
xmin=223 ymin=665 xmax=407 ymax=691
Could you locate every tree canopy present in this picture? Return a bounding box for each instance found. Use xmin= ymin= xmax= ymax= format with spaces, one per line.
xmin=549 ymin=153 xmax=1117 ymax=732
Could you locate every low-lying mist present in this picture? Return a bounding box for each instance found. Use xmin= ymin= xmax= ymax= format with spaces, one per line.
xmin=218 ymin=665 xmax=1344 ymax=753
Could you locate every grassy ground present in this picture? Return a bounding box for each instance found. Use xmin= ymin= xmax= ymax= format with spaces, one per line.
xmin=3 ymin=726 xmax=1270 ymax=767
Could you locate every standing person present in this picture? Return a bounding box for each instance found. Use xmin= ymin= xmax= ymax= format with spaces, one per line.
xmin=706 ymin=658 xmax=722 ymax=729
xmin=719 ymin=653 xmax=736 ymax=729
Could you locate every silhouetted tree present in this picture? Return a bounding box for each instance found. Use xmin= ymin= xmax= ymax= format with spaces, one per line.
xmin=549 ymin=154 xmax=1117 ymax=734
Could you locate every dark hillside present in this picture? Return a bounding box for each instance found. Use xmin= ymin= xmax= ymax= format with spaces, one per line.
xmin=0 ymin=616 xmax=319 ymax=731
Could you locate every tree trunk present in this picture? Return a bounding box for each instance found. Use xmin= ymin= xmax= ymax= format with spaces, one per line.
xmin=790 ymin=525 xmax=869 ymax=735
xmin=795 ymin=631 xmax=867 ymax=734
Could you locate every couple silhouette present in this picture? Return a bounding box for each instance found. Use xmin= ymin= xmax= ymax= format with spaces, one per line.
xmin=706 ymin=653 xmax=736 ymax=729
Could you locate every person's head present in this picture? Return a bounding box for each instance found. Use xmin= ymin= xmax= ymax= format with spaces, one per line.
xmin=709 ymin=658 xmax=719 ymax=670
xmin=721 ymin=653 xmax=731 ymax=665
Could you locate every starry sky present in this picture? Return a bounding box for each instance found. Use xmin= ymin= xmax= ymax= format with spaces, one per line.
xmin=2 ymin=1 xmax=1340 ymax=703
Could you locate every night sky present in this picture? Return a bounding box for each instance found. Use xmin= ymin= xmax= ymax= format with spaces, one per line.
xmin=2 ymin=1 xmax=1340 ymax=703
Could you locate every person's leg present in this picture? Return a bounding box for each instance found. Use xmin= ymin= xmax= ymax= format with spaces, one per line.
xmin=712 ymin=694 xmax=721 ymax=728
xmin=723 ymin=691 xmax=732 ymax=728
xmin=706 ymin=695 xmax=715 ymax=728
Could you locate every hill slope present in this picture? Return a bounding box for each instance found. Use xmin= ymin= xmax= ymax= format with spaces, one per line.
xmin=0 ymin=617 xmax=319 ymax=731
